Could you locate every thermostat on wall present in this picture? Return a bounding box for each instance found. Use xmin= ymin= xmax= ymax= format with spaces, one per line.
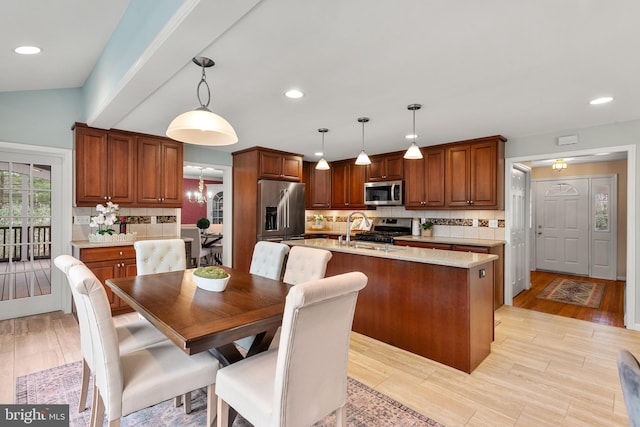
xmin=558 ymin=135 xmax=579 ymax=145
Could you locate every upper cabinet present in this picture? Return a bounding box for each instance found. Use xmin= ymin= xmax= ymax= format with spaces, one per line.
xmin=258 ymin=149 xmax=303 ymax=181
xmin=331 ymin=159 xmax=367 ymax=209
xmin=74 ymin=123 xmax=183 ymax=208
xmin=445 ymin=136 xmax=505 ymax=209
xmin=74 ymin=124 xmax=136 ymax=207
xmin=366 ymin=152 xmax=404 ymax=181
xmin=404 ymin=147 xmax=445 ymax=208
xmin=136 ymin=136 xmax=183 ymax=207
xmin=304 ymin=161 xmax=332 ymax=209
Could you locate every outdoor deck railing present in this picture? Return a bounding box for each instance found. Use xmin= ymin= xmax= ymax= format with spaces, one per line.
xmin=0 ymin=226 xmax=51 ymax=262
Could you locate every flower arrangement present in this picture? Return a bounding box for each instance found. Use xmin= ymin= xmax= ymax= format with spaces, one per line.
xmin=89 ymin=202 xmax=120 ymax=235
xmin=314 ymin=214 xmax=324 ymax=222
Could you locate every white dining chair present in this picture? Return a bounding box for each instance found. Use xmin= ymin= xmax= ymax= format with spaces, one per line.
xmin=235 ymin=241 xmax=291 ymax=350
xmin=68 ymin=263 xmax=220 ymax=427
xmin=215 ymin=271 xmax=368 ymax=427
xmin=54 ymin=255 xmax=168 ymax=414
xmin=282 ymin=245 xmax=332 ymax=285
xmin=181 ymin=226 xmax=213 ymax=267
xmin=134 ymin=239 xmax=186 ymax=275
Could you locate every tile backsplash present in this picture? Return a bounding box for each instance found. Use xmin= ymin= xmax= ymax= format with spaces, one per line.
xmin=306 ymin=207 xmax=506 ymax=241
xmin=72 ymin=207 xmax=180 ymax=241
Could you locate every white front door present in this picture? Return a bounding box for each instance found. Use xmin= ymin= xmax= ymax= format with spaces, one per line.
xmin=0 ymin=153 xmax=65 ymax=320
xmin=535 ymin=178 xmax=589 ymax=276
xmin=510 ymin=167 xmax=528 ymax=296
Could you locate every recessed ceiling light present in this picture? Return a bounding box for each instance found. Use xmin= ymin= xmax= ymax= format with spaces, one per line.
xmin=589 ymin=96 xmax=614 ymax=105
xmin=14 ymin=46 xmax=41 ymax=55
xmin=284 ymin=89 xmax=304 ymax=99
xmin=405 ymin=134 xmax=418 ymax=140
xmin=314 ymin=151 xmax=323 ymax=157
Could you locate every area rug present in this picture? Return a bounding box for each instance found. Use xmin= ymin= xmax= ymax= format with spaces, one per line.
xmin=536 ymin=278 xmax=605 ymax=308
xmin=16 ymin=361 xmax=444 ymax=427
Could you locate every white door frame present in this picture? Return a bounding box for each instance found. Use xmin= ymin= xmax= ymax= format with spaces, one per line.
xmin=0 ymin=141 xmax=73 ymax=318
xmin=504 ymin=144 xmax=636 ymax=329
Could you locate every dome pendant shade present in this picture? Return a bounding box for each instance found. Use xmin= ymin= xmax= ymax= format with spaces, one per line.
xmin=316 ymin=158 xmax=330 ymax=170
xmin=404 ymin=142 xmax=423 ymax=159
xmin=166 ymin=56 xmax=238 ymax=146
xmin=167 ymin=107 xmax=238 ymax=146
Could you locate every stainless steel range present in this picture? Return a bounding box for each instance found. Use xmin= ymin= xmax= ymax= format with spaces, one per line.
xmin=354 ymin=217 xmax=412 ymax=244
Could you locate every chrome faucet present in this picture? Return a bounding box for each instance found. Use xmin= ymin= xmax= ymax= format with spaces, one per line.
xmin=345 ymin=211 xmax=370 ymax=247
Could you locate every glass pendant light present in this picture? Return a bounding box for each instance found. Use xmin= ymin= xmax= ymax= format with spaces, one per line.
xmin=404 ymin=104 xmax=423 ymax=159
xmin=166 ymin=57 xmax=238 ymax=146
xmin=316 ymin=128 xmax=330 ymax=170
xmin=355 ymin=117 xmax=371 ymax=165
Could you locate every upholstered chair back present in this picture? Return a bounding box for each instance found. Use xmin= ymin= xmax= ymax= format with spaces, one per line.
xmin=282 ymin=246 xmax=332 ymax=285
xmin=273 ymin=271 xmax=367 ymax=425
xmin=249 ymin=241 xmax=290 ymax=280
xmin=54 ymin=255 xmax=90 ymax=362
xmin=618 ymin=349 xmax=640 ymax=426
xmin=68 ymin=264 xmax=124 ymax=420
xmin=134 ymin=239 xmax=186 ymax=275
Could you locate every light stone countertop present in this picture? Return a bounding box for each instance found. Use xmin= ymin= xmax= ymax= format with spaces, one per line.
xmin=394 ymin=235 xmax=505 ymax=248
xmin=283 ymin=238 xmax=497 ymax=269
xmin=70 ymin=235 xmax=192 ymax=249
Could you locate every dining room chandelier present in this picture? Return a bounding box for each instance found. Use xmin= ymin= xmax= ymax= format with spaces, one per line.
xmin=186 ymin=172 xmax=213 ymax=205
xmin=552 ymin=159 xmax=568 ymax=171
xmin=166 ymin=56 xmax=238 ymax=146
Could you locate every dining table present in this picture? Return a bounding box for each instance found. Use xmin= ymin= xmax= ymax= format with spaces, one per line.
xmin=105 ymin=266 xmax=291 ymax=366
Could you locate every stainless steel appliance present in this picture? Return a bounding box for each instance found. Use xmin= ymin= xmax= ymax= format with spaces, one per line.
xmin=364 ymin=180 xmax=403 ymax=206
xmin=257 ymin=179 xmax=306 ymax=242
xmin=354 ymin=217 xmax=412 ymax=243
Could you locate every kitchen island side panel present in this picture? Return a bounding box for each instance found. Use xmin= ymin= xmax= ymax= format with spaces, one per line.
xmin=325 ymin=251 xmax=494 ymax=373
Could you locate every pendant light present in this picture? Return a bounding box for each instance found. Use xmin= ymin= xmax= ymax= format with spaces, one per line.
xmin=403 ymin=104 xmax=423 ymax=159
xmin=355 ymin=117 xmax=371 ymax=165
xmin=316 ymin=128 xmax=330 ymax=170
xmin=166 ymin=57 xmax=238 ymax=146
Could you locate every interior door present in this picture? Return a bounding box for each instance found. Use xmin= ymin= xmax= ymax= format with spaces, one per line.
xmin=0 ymin=154 xmax=62 ymax=320
xmin=535 ymin=178 xmax=589 ymax=275
xmin=510 ymin=167 xmax=527 ymax=296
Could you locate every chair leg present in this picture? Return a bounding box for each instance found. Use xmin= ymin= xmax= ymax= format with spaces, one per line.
xmin=335 ymin=405 xmax=346 ymax=427
xmin=215 ymin=394 xmax=227 ymax=427
xmin=174 ymin=395 xmax=182 ymax=407
xmin=91 ymin=385 xmax=105 ymax=427
xmin=207 ymin=384 xmax=218 ymax=427
xmin=183 ymin=391 xmax=192 ymax=414
xmin=78 ymin=358 xmax=90 ymax=412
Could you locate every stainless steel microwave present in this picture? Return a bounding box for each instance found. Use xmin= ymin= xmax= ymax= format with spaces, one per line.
xmin=364 ymin=180 xmax=403 ymax=206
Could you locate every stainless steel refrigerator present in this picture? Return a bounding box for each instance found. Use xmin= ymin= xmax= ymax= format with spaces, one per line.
xmin=257 ymin=179 xmax=306 ymax=242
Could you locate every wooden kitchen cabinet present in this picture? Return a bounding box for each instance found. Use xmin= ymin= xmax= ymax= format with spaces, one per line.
xmin=366 ymin=152 xmax=404 ymax=181
xmin=445 ymin=136 xmax=505 ymax=209
xmin=331 ymin=159 xmax=367 ymax=209
xmin=136 ymin=136 xmax=184 ymax=207
xmin=404 ymin=147 xmax=445 ymax=208
xmin=304 ymin=161 xmax=332 ymax=209
xmin=74 ymin=124 xmax=137 ymax=207
xmin=259 ymin=149 xmax=303 ymax=181
xmin=74 ymin=245 xmax=137 ymax=315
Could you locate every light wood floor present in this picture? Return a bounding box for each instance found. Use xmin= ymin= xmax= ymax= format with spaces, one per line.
xmin=1 ymin=307 xmax=638 ymax=426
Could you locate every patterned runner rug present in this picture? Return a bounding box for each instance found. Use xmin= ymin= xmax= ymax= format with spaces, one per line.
xmin=16 ymin=361 xmax=444 ymax=426
xmin=536 ymin=278 xmax=605 ymax=308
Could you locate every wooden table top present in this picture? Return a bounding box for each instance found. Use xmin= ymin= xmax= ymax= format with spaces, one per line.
xmin=105 ymin=267 xmax=290 ymax=358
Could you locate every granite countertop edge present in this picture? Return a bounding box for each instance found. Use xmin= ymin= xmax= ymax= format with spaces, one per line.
xmin=70 ymin=235 xmax=192 ymax=249
xmin=283 ymin=238 xmax=497 ymax=269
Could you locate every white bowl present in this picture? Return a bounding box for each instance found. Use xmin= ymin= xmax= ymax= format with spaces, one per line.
xmin=193 ymin=273 xmax=230 ymax=292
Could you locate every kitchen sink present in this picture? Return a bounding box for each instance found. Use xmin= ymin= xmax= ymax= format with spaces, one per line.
xmin=352 ymin=243 xmax=406 ymax=253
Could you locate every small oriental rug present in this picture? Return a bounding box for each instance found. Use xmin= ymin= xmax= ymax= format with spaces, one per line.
xmin=16 ymin=361 xmax=444 ymax=427
xmin=536 ymin=278 xmax=605 ymax=308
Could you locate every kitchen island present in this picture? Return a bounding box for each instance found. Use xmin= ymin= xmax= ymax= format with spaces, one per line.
xmin=283 ymin=238 xmax=497 ymax=373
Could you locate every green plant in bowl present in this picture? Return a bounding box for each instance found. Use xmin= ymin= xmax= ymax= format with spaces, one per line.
xmin=194 ymin=266 xmax=229 ymax=279
xmin=193 ymin=267 xmax=230 ymax=292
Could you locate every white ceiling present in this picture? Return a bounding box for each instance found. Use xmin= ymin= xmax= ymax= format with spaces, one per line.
xmin=3 ymin=0 xmax=639 ymax=165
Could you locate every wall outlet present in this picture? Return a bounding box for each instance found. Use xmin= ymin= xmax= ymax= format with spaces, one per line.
xmin=489 ymin=219 xmax=498 ymax=228
xmin=74 ymin=215 xmax=90 ymax=225
xmin=472 ymin=218 xmax=478 ymax=228
xmin=150 ymin=216 xmax=157 ymax=224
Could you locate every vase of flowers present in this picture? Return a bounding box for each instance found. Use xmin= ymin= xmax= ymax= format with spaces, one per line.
xmin=313 ymin=214 xmax=326 ymax=229
xmin=88 ymin=202 xmax=137 ymax=243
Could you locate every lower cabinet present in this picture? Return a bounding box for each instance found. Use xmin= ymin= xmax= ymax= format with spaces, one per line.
xmin=74 ymin=245 xmax=137 ymax=315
